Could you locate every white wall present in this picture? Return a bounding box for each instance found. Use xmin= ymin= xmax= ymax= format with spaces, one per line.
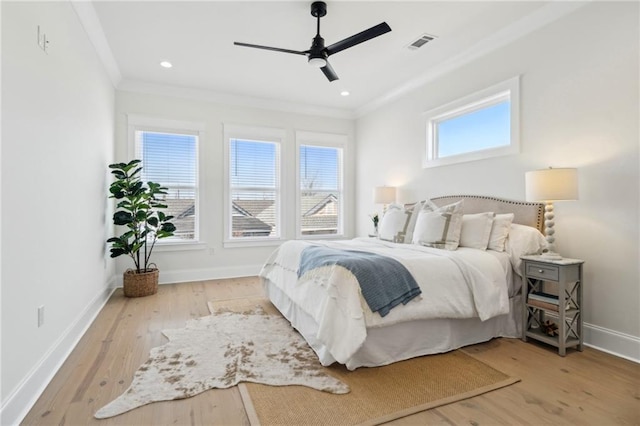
xmin=1 ymin=2 xmax=115 ymax=423
xmin=0 ymin=3 xmax=636 ymax=424
xmin=114 ymin=90 xmax=355 ymax=282
xmin=356 ymin=2 xmax=639 ymax=358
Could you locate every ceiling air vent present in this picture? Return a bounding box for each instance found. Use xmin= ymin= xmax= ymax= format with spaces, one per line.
xmin=406 ymin=33 xmax=437 ymax=50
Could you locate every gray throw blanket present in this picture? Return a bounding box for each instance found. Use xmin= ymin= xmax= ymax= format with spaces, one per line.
xmin=298 ymin=246 xmax=421 ymax=317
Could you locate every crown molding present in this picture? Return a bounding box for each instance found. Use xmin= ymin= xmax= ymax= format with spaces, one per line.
xmin=70 ymin=0 xmax=122 ymax=87
xmin=355 ymin=1 xmax=589 ymax=118
xmin=117 ymin=79 xmax=356 ymax=120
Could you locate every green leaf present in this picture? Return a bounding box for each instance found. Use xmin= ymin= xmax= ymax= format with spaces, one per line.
xmin=130 ymin=167 xmax=143 ymax=178
xmin=161 ymin=223 xmax=176 ymax=233
xmin=121 ymin=159 xmax=141 ymax=172
xmin=113 ymin=211 xmax=133 ymax=225
xmin=109 ymin=248 xmax=127 ymax=257
xmin=147 ymin=217 xmax=159 ymax=227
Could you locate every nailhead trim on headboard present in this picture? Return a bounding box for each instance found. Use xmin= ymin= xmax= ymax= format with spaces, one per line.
xmin=429 ymin=195 xmax=545 ymax=233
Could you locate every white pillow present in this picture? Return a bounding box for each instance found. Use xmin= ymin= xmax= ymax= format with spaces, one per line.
xmin=378 ymin=204 xmax=411 ymax=242
xmin=487 ymin=213 xmax=514 ymax=252
xmin=412 ymin=200 xmax=464 ymax=250
xmin=459 ymin=212 xmax=495 ymax=250
xmin=402 ymin=201 xmax=424 ymax=243
xmin=506 ymin=223 xmax=548 ymax=275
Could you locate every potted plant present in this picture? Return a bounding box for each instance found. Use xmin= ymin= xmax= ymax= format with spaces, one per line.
xmin=107 ymin=160 xmax=176 ymax=297
xmin=369 ymin=213 xmax=379 ymax=235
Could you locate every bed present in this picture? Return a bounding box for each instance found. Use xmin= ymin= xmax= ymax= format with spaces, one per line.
xmin=259 ymin=195 xmax=546 ymax=370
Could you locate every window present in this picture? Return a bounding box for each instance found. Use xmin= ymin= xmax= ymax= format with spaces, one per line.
xmin=128 ymin=115 xmax=202 ymax=243
xmin=296 ymin=131 xmax=345 ymax=238
xmin=224 ymin=124 xmax=283 ymax=245
xmin=424 ymin=76 xmax=520 ymax=168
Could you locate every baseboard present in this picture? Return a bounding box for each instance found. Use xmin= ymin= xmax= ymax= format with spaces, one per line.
xmin=112 ymin=264 xmax=264 ymax=286
xmin=583 ymin=322 xmax=640 ymax=363
xmin=0 ymin=279 xmax=116 ymax=426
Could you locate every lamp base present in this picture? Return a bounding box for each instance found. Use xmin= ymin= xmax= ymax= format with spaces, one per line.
xmin=541 ymin=251 xmax=563 ymax=260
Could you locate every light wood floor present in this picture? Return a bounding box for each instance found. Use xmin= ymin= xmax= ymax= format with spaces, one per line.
xmin=23 ymin=278 xmax=639 ymax=425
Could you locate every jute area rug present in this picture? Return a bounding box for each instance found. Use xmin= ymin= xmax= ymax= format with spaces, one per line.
xmin=215 ymin=299 xmax=520 ymax=426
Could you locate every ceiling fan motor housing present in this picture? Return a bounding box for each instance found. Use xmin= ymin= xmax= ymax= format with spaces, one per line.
xmin=309 ymin=35 xmax=327 ymax=58
xmin=311 ymin=2 xmax=327 ymax=18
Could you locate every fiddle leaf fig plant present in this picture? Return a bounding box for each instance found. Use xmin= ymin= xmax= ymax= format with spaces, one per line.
xmin=107 ymin=159 xmax=176 ymax=273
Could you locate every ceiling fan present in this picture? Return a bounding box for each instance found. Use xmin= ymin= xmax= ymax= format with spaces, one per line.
xmin=234 ymin=1 xmax=391 ymax=82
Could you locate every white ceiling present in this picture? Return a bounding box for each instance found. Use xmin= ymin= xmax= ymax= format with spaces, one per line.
xmin=87 ymin=1 xmax=579 ymax=117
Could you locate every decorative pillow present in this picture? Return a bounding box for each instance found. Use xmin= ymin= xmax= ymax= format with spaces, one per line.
xmin=506 ymin=223 xmax=548 ymax=275
xmin=412 ymin=200 xmax=464 ymax=250
xmin=459 ymin=212 xmax=495 ymax=250
xmin=487 ymin=213 xmax=514 ymax=252
xmin=402 ymin=201 xmax=424 ymax=243
xmin=377 ymin=204 xmax=412 ymax=242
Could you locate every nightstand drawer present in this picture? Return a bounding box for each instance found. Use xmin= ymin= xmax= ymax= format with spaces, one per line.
xmin=525 ymin=262 xmax=560 ymax=281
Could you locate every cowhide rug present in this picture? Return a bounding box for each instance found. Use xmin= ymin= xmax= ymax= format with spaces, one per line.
xmin=94 ymin=303 xmax=349 ymax=419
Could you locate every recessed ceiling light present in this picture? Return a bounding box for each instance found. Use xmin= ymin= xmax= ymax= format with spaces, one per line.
xmin=160 ymin=61 xmax=173 ymax=68
xmin=340 ymin=91 xmax=350 ymax=97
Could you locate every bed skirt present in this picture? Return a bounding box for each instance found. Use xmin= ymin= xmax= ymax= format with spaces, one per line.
xmin=263 ymin=277 xmax=523 ymax=370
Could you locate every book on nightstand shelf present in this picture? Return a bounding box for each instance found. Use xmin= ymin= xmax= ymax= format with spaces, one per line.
xmin=528 ymin=298 xmax=560 ymax=312
xmin=527 ymin=291 xmax=570 ymax=311
xmin=528 ymin=291 xmax=558 ymax=303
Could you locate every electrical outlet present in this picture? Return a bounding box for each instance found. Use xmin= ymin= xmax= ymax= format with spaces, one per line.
xmin=38 ymin=305 xmax=45 ymax=327
xmin=208 ymin=248 xmax=215 ymax=255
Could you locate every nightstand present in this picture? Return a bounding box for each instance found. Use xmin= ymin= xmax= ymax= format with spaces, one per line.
xmin=521 ymin=255 xmax=584 ymax=356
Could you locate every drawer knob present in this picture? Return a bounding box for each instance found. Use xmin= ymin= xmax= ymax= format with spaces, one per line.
xmin=538 ymin=269 xmax=544 ymax=273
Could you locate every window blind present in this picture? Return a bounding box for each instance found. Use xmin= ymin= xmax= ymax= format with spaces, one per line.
xmin=299 ymin=145 xmax=342 ymax=236
xmin=229 ymin=139 xmax=280 ymax=238
xmin=135 ymin=130 xmax=198 ymax=240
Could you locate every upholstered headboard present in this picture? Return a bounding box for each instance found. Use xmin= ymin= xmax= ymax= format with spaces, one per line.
xmin=429 ymin=195 xmax=545 ymax=233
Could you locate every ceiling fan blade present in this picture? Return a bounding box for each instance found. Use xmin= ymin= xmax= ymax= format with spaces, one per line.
xmin=234 ymin=42 xmax=307 ymax=56
xmin=325 ymin=22 xmax=391 ymax=56
xmin=320 ymin=61 xmax=339 ymax=82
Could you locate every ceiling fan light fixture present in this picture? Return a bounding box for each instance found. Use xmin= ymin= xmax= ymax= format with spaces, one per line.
xmin=308 ymin=57 xmax=327 ymax=68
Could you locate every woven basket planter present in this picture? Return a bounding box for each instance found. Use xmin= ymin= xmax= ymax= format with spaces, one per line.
xmin=123 ymin=268 xmax=159 ymax=298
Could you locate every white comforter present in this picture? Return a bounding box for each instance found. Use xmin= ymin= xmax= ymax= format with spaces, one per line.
xmin=259 ymin=238 xmax=510 ymax=365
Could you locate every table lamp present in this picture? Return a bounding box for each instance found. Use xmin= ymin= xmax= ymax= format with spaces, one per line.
xmin=374 ymin=186 xmax=396 ymax=213
xmin=525 ymin=167 xmax=578 ymax=259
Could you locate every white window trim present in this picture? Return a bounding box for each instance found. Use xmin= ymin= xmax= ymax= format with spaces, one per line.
xmin=423 ymin=76 xmax=520 ymax=168
xmin=126 ymin=114 xmax=204 ymax=248
xmin=295 ymin=130 xmax=347 ymax=240
xmin=223 ymin=123 xmax=285 ymax=248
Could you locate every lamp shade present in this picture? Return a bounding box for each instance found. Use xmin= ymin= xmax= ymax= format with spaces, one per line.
xmin=525 ymin=168 xmax=578 ymax=202
xmin=374 ymin=186 xmax=396 ymax=204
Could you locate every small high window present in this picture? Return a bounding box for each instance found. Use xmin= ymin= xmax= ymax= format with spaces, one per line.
xmin=424 ymin=77 xmax=520 ymax=167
